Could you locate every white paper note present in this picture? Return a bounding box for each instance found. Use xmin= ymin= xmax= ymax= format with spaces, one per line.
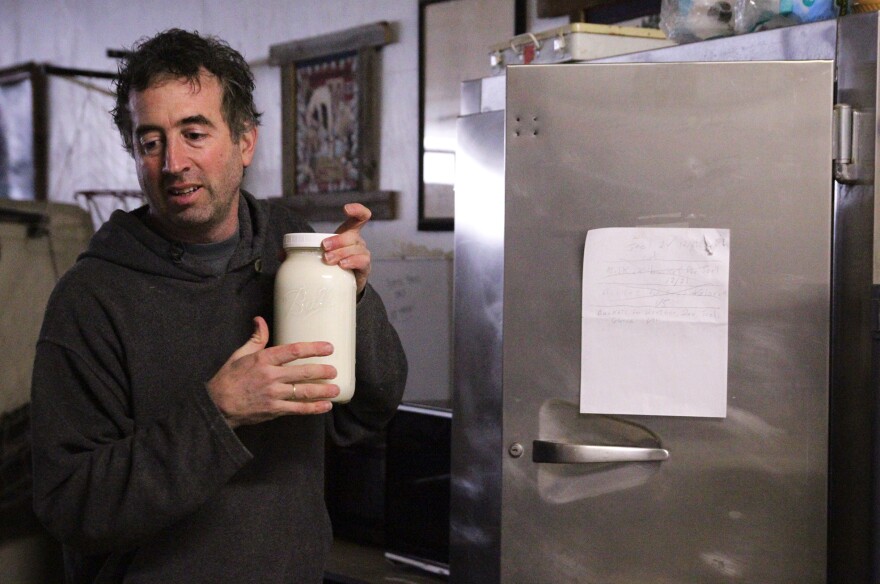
xmin=580 ymin=227 xmax=730 ymax=417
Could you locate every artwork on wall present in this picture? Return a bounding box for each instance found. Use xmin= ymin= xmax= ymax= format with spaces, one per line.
xmin=294 ymin=51 xmax=361 ymax=195
xmin=270 ymin=22 xmax=397 ymax=222
xmin=0 ymin=63 xmax=48 ymax=201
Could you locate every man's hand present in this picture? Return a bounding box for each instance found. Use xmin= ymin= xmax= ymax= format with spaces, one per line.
xmin=206 ymin=317 xmax=341 ymax=428
xmin=321 ymin=203 xmax=372 ymax=295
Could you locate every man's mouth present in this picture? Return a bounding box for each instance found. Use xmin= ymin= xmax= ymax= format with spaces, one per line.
xmin=168 ymin=185 xmax=200 ymax=196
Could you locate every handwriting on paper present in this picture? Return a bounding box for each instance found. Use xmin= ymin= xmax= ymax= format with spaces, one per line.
xmin=580 ymin=227 xmax=730 ymax=417
xmin=584 ymin=229 xmax=729 ymax=325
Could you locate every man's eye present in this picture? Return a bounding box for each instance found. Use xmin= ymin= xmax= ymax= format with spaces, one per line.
xmin=185 ymin=131 xmax=206 ymax=141
xmin=139 ymin=138 xmax=161 ymax=154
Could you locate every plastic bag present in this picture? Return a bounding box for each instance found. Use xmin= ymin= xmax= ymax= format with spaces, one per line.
xmin=735 ymin=0 xmax=836 ymax=33
xmin=661 ymin=0 xmax=838 ymax=41
xmin=660 ymin=0 xmax=735 ymax=42
xmin=791 ymin=0 xmax=838 ymax=23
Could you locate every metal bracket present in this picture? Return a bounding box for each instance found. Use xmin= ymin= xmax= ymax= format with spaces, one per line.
xmin=833 ymin=103 xmax=875 ymax=185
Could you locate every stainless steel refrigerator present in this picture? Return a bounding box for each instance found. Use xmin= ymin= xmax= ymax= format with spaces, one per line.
xmin=451 ymin=13 xmax=879 ymax=584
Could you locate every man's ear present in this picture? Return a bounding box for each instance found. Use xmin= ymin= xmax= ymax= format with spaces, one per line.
xmin=239 ymin=125 xmax=258 ymax=167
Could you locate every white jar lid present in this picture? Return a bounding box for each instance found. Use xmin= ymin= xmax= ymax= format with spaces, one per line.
xmin=282 ymin=232 xmax=332 ymax=249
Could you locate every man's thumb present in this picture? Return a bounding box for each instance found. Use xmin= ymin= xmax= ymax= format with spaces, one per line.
xmin=229 ymin=316 xmax=269 ymax=361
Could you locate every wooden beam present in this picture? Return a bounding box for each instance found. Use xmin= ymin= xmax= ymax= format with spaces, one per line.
xmin=271 ymin=191 xmax=396 ymax=222
xmin=269 ymin=22 xmax=395 ymax=64
xmin=536 ymin=0 xmax=616 ymax=18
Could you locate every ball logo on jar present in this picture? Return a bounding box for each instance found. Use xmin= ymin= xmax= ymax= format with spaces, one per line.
xmin=282 ymin=287 xmax=334 ymax=318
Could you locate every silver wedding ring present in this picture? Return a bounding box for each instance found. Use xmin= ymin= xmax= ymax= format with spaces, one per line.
xmin=292 ymin=384 xmax=298 ymax=400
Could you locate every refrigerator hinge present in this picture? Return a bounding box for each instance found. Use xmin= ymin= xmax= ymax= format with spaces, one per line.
xmin=832 ymin=104 xmax=875 ymax=185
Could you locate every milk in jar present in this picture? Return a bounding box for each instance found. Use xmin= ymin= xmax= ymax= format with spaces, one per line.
xmin=275 ymin=232 xmax=356 ymax=403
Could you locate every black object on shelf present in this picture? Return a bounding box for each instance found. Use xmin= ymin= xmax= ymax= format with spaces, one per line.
xmin=325 ymin=431 xmax=387 ymax=547
xmin=383 ymin=402 xmax=451 ymax=577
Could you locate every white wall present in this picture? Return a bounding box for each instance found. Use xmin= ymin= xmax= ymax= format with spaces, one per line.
xmin=0 ymin=7 xmax=470 ymax=578
xmin=0 ymin=0 xmax=454 ymax=259
xmin=0 ymin=1 xmax=568 ymax=406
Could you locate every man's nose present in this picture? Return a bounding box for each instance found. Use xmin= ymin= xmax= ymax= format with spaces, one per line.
xmin=163 ymin=139 xmax=190 ymax=174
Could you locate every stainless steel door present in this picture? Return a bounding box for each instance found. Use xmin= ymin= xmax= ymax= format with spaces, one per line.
xmin=502 ymin=61 xmax=834 ymax=582
xmin=451 ymin=109 xmax=506 ymax=584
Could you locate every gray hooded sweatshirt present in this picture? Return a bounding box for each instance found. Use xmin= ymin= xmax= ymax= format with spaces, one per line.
xmin=29 ymin=192 xmax=407 ymax=583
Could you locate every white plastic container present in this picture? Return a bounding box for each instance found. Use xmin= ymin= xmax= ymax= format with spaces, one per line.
xmin=275 ymin=232 xmax=356 ymax=403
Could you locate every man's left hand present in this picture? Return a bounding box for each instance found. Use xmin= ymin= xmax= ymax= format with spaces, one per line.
xmin=322 ymin=203 xmax=372 ymax=295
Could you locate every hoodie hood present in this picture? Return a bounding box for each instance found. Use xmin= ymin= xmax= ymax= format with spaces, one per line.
xmin=80 ymin=190 xmax=267 ymax=282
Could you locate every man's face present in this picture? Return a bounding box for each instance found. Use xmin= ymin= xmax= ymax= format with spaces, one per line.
xmin=128 ymin=71 xmax=257 ymax=243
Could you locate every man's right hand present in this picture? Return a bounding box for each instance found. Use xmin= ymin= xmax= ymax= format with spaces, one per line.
xmin=206 ymin=316 xmax=340 ymax=427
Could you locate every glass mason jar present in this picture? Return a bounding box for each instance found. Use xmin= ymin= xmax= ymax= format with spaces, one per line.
xmin=275 ymin=232 xmax=356 ymax=403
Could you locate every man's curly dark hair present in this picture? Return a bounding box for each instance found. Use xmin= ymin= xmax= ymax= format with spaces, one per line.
xmin=111 ymin=28 xmax=262 ymax=154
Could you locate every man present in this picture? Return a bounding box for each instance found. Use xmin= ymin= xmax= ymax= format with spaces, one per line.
xmin=29 ymin=29 xmax=406 ymax=583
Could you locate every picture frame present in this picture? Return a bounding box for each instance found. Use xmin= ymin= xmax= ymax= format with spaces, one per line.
xmin=418 ymin=0 xmax=526 ymax=231
xmin=270 ymin=22 xmax=397 ymax=222
xmin=294 ymin=51 xmax=360 ymax=196
xmin=0 ymin=63 xmax=49 ymax=201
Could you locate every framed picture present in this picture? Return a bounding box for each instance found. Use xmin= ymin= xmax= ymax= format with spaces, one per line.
xmin=0 ymin=63 xmax=48 ymax=201
xmin=271 ymin=22 xmax=396 ymax=222
xmin=418 ymin=0 xmax=526 ymax=230
xmin=294 ymin=51 xmax=361 ymax=195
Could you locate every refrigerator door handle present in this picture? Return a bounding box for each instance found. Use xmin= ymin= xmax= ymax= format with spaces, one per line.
xmin=532 ymin=440 xmax=669 ymax=464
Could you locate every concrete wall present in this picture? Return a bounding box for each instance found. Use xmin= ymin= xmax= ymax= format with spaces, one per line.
xmin=0 ymin=1 xmax=568 ymax=403
xmin=0 ymin=3 xmax=460 ymax=579
xmin=0 ymin=0 xmax=453 ymax=260
xmin=0 ymin=3 xmax=568 ymax=579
